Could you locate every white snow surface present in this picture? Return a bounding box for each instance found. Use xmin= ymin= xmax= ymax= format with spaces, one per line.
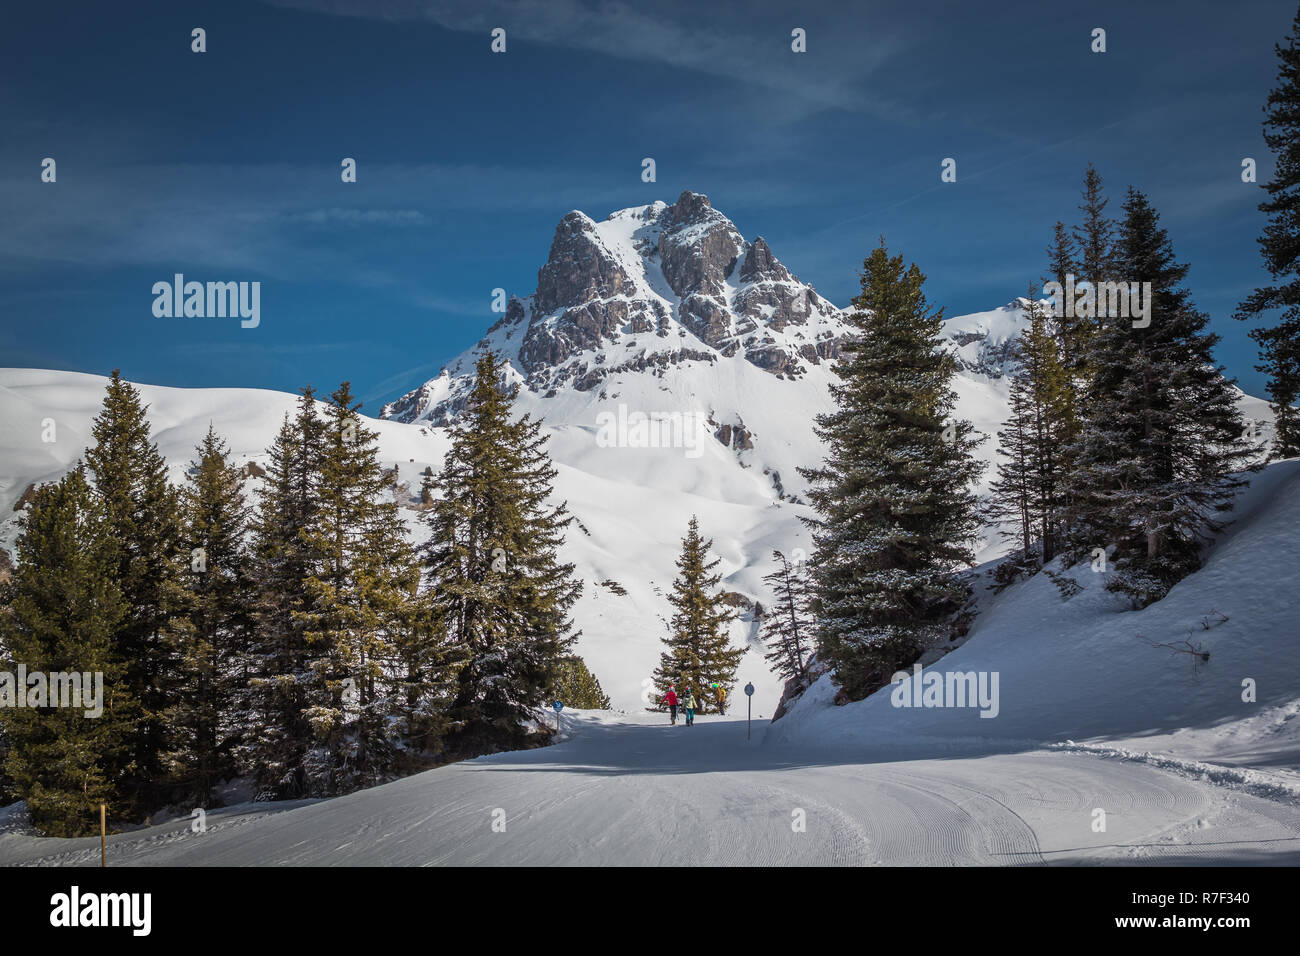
xmin=1 ymin=705 xmax=1298 ymax=865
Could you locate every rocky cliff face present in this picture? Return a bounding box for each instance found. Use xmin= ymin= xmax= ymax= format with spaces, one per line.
xmin=381 ymin=191 xmax=853 ymax=425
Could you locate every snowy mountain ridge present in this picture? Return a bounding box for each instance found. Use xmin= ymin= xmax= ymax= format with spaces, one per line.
xmin=382 ymin=192 xmax=1029 ymax=427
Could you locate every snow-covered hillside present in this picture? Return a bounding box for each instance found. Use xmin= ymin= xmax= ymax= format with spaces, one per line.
xmin=0 ymin=197 xmax=1280 ymax=714
xmin=770 ymin=458 xmax=1300 ymax=798
xmin=0 ymin=366 xmax=799 ymax=711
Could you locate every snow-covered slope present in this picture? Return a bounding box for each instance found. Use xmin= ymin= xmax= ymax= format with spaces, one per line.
xmin=769 ymin=459 xmax=1300 ymax=794
xmin=7 ymin=704 xmax=1300 ymax=865
xmin=0 ymin=366 xmax=795 ymax=711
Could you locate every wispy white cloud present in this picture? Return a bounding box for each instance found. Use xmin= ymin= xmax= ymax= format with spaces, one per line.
xmin=0 ymin=159 xmax=632 ymax=293
xmin=263 ymin=0 xmax=913 ymax=120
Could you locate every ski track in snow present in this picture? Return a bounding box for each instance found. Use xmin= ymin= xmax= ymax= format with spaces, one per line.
xmin=3 ymin=712 xmax=1299 ymax=867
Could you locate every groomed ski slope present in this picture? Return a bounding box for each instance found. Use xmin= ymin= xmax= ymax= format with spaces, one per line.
xmin=1 ymin=707 xmax=1297 ymax=866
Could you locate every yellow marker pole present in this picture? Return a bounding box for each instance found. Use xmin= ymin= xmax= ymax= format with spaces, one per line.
xmin=100 ymin=804 xmax=106 ymax=867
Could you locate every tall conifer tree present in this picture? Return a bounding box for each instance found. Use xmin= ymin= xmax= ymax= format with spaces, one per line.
xmin=799 ymin=242 xmax=984 ymax=700
xmin=0 ymin=469 xmax=137 ymax=835
xmin=652 ymin=516 xmax=744 ymax=712
xmin=83 ymin=371 xmax=185 ymax=809
xmin=298 ymin=383 xmax=418 ymax=793
xmin=988 ymin=292 xmax=1072 ymax=565
xmin=1236 ymin=5 xmax=1300 ymax=457
xmin=422 ymin=351 xmax=581 ymax=747
xmin=1066 ymin=189 xmax=1256 ymax=603
xmin=164 ymin=426 xmax=253 ymax=807
xmin=244 ymin=389 xmax=325 ymax=799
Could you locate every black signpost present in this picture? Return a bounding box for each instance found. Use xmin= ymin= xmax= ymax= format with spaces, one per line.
xmin=744 ymin=682 xmax=755 ymax=740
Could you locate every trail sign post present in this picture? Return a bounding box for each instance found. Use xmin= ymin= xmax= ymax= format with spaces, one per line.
xmin=744 ymin=682 xmax=755 ymax=740
xmin=100 ymin=804 xmax=106 ymax=867
xmin=552 ymin=700 xmax=563 ymax=733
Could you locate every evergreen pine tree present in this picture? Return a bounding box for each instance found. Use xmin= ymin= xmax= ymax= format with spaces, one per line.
xmin=652 ymin=516 xmax=744 ymax=714
xmin=243 ymin=389 xmax=325 ymax=799
xmin=988 ymin=292 xmax=1072 ymax=566
xmin=297 ymin=383 xmax=419 ymax=794
xmin=82 ymin=370 xmax=185 ymax=811
xmin=760 ymin=551 xmax=814 ymax=684
xmin=0 ymin=469 xmax=138 ymax=836
xmin=799 ymin=242 xmax=984 ymax=701
xmin=163 ymin=426 xmax=254 ymax=808
xmin=1235 ymin=5 xmax=1300 ymax=457
xmin=1074 ymin=163 xmax=1119 ymax=329
xmin=422 ymin=351 xmax=581 ymax=749
xmin=419 ymin=466 xmax=434 ymax=506
xmin=987 ymin=367 xmax=1037 ymax=567
xmin=1067 ymin=189 xmax=1257 ymax=603
xmin=1046 ymin=220 xmax=1087 ymax=382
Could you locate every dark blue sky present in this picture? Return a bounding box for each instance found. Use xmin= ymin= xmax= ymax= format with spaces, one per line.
xmin=1 ymin=0 xmax=1293 ymax=409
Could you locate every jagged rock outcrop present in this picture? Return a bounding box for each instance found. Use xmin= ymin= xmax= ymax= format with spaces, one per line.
xmin=381 ymin=191 xmax=857 ymax=424
xmin=380 ymin=194 xmax=1032 ymax=427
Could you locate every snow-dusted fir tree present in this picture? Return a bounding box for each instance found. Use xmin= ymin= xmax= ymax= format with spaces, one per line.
xmin=988 ymin=371 xmax=1036 ymax=569
xmin=422 ymin=351 xmax=581 ymax=748
xmin=1074 ymin=164 xmax=1120 ymax=326
xmin=0 ymin=469 xmax=137 ymax=836
xmin=1236 ymin=5 xmax=1300 ymax=458
xmin=1044 ymin=221 xmax=1085 ymax=450
xmin=1066 ymin=189 xmax=1256 ymax=604
xmin=244 ymin=389 xmax=326 ymax=799
xmin=1046 ymin=221 xmax=1084 ymax=383
xmin=652 ymin=516 xmax=744 ymax=714
xmin=799 ymin=242 xmax=984 ymax=701
xmin=164 ymin=426 xmax=255 ymax=807
xmin=298 ymin=383 xmax=419 ymax=794
xmin=83 ymin=370 xmax=186 ymax=812
xmin=760 ymin=550 xmax=814 ymax=684
xmin=987 ymin=292 xmax=1071 ymax=566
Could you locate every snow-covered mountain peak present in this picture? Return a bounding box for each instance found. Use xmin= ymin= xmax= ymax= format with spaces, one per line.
xmin=382 ymin=191 xmax=851 ymax=426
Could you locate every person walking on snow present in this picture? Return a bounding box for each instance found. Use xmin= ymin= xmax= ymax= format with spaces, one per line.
xmin=662 ymin=686 xmax=679 ymax=725
xmin=715 ymin=684 xmax=726 ymax=715
xmin=683 ymin=689 xmax=696 ymax=726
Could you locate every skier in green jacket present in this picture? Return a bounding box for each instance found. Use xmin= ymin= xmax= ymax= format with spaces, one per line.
xmin=683 ymin=689 xmax=696 ymax=726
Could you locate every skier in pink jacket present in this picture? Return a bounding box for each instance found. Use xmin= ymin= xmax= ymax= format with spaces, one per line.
xmin=662 ymin=687 xmax=679 ymax=725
